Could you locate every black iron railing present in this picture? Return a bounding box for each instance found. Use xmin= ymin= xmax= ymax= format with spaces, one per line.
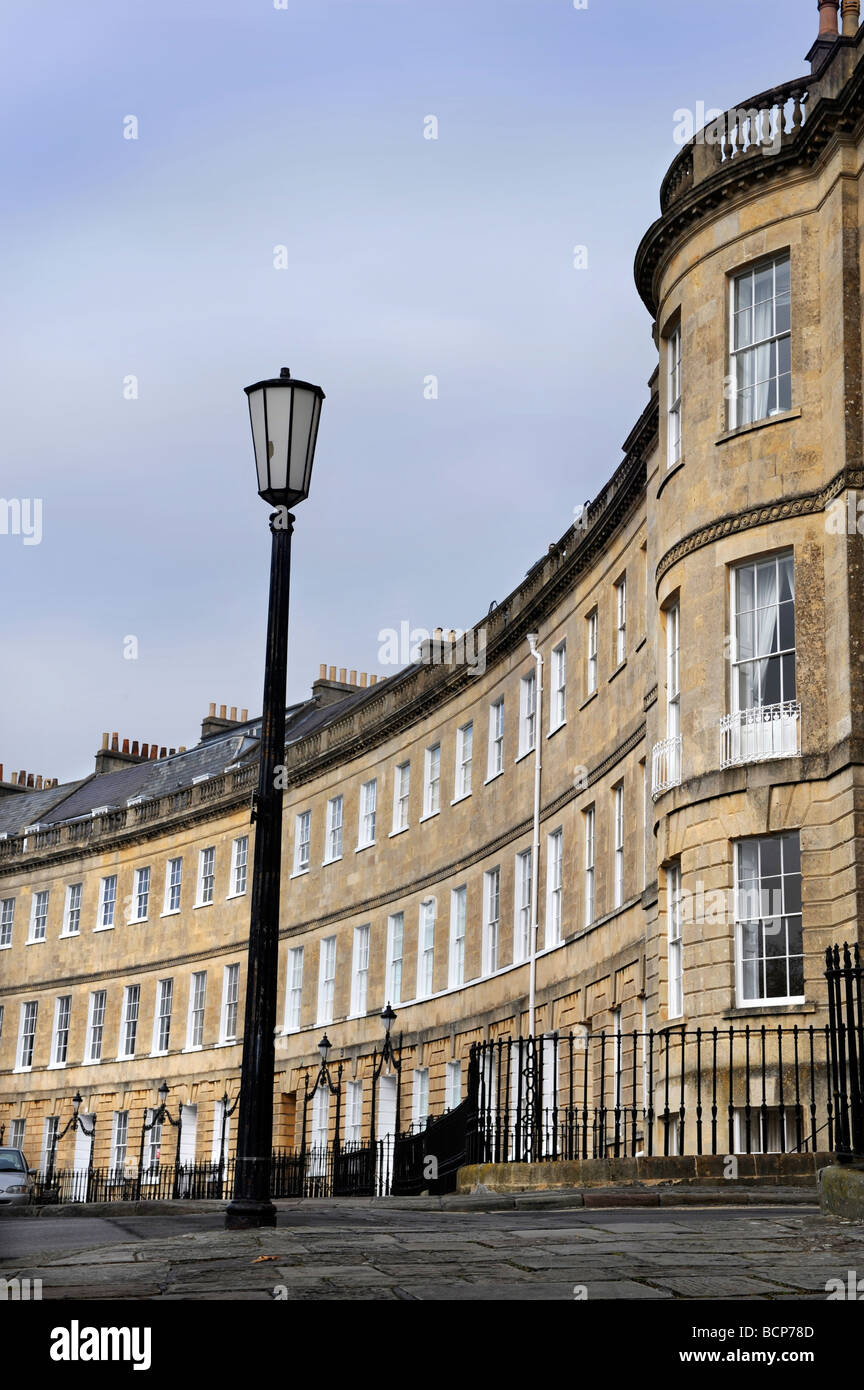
xmin=270 ymin=1139 xmax=394 ymax=1199
xmin=826 ymin=942 xmax=864 ymax=1162
xmin=34 ymin=1159 xmax=236 ymax=1205
xmin=467 ymin=1024 xmax=838 ymax=1164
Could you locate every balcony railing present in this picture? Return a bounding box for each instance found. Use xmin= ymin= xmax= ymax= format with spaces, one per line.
xmin=720 ymin=700 xmax=801 ymax=769
xmin=651 ymin=735 xmax=682 ymax=800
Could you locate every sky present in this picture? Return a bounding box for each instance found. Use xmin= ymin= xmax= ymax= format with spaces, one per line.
xmin=0 ymin=0 xmax=812 ymax=784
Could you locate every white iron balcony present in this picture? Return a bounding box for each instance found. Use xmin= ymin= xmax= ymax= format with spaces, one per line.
xmin=720 ymin=700 xmax=801 ymax=769
xmin=651 ymin=735 xmax=682 ymax=800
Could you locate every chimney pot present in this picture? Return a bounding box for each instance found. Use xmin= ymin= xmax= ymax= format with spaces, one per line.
xmin=122 ymin=738 xmax=130 ymax=754
xmin=819 ymin=0 xmax=841 ymax=36
xmin=230 ymin=706 xmax=237 ymax=720
xmin=328 ymin=666 xmax=336 ymax=680
xmin=19 ymin=769 xmax=26 ymax=783
xmin=131 ymin=741 xmax=139 ymax=756
xmin=219 ymin=704 xmax=227 ymax=719
xmin=178 ymin=745 xmax=186 ymax=753
xmin=208 ymin=702 xmax=216 ymax=717
xmin=359 ymin=673 xmax=367 ymax=687
xmin=319 ymin=663 xmax=327 ymax=679
xmin=0 ymin=764 xmax=3 ymax=782
xmin=241 ymin=708 xmax=248 ymax=721
xmin=338 ymin=668 xmax=347 ymax=683
xmin=111 ymin=733 xmax=119 ymax=751
xmin=26 ymin=773 xmax=34 ymax=787
xmin=349 ymin=669 xmax=357 ymax=684
xmin=101 ymin=732 xmax=109 ymax=750
xmin=169 ymin=747 xmax=176 ymax=755
xmin=369 ymin=674 xmax=378 ymax=686
xmin=160 ymin=747 xmax=166 ymax=758
xmin=150 ymin=746 xmax=158 ymax=759
xmin=842 ymin=0 xmax=860 ymax=34
xmin=35 ymin=775 xmax=42 ymax=789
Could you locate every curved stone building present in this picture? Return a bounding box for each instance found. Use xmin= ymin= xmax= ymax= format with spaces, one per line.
xmin=3 ymin=1 xmax=864 ymax=1181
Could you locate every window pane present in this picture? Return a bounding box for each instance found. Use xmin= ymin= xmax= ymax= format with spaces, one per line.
xmin=782 ymin=833 xmax=801 ymax=876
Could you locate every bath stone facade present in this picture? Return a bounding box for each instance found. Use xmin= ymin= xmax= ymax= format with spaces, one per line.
xmin=2 ymin=3 xmax=864 ymax=1174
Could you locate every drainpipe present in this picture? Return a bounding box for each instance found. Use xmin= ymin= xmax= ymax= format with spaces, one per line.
xmin=526 ymin=634 xmax=543 ymax=1038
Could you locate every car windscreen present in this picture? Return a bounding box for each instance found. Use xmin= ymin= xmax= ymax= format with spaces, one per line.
xmin=0 ymin=1153 xmax=26 ymax=1172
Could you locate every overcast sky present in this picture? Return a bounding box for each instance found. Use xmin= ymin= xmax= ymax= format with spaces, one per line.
xmin=1 ymin=0 xmax=810 ymax=783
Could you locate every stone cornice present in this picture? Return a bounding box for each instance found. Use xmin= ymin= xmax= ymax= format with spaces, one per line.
xmin=654 ymin=464 xmax=863 ymax=591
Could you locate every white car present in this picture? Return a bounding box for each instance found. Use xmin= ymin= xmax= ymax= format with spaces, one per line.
xmin=0 ymin=1147 xmax=36 ymax=1207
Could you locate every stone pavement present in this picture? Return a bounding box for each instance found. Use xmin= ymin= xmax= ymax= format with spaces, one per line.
xmin=4 ymin=1197 xmax=864 ymax=1300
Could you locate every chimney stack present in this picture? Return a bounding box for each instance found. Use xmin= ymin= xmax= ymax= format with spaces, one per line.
xmin=818 ymin=0 xmax=840 ymax=34
xmin=200 ymin=703 xmax=251 ymax=742
xmin=312 ymin=666 xmax=382 ymax=707
xmin=95 ymin=733 xmax=178 ymax=776
xmin=809 ymin=1 xmax=842 ymax=70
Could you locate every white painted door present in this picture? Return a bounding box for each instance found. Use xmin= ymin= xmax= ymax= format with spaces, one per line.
xmin=377 ymin=1075 xmax=397 ymax=1191
xmin=72 ymin=1116 xmax=94 ymax=1200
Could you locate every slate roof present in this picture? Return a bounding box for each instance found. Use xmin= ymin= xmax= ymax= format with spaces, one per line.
xmin=0 ymin=684 xmax=381 ymax=839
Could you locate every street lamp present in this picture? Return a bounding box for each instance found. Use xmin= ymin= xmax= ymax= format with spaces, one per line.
xmin=138 ymin=1080 xmax=183 ymax=1199
xmin=226 ymin=368 xmax=325 ymax=1230
xmin=370 ymin=1003 xmax=403 ymax=1155
xmin=45 ymin=1090 xmax=97 ymax=1195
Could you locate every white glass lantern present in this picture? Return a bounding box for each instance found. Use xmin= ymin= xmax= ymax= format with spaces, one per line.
xmin=245 ymin=368 xmax=325 ymax=507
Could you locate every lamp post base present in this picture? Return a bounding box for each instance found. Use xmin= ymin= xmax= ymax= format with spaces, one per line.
xmin=225 ymin=1198 xmax=278 ymax=1230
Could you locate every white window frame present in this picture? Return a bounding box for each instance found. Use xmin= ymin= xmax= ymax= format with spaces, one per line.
xmin=615 ymin=577 xmax=627 ymax=666
xmin=97 ymin=875 xmax=117 ymax=931
xmin=220 ymin=964 xmax=240 ymax=1043
xmin=317 ymin=936 xmax=336 ymax=1025
xmin=416 ymin=899 xmax=436 ymax=998
xmin=350 ymin=924 xmax=370 ymax=1017
xmin=0 ymin=897 xmax=14 ymax=948
xmin=545 ymin=828 xmax=563 ymax=947
xmin=392 ymin=762 xmax=410 ymax=833
xmin=734 ymin=833 xmax=804 ymax=1006
xmin=514 ymin=848 xmax=532 ymax=963
xmin=518 ymin=672 xmax=537 ymax=757
xmin=483 ymin=867 xmax=500 ymax=975
xmin=423 ymin=744 xmax=441 ymax=818
xmin=613 ymin=782 xmax=625 ymax=909
xmin=730 ymin=553 xmax=795 ymax=716
xmin=729 ymin=254 xmax=791 ymax=430
xmin=132 ymin=867 xmax=150 ymax=923
xmin=294 ymin=810 xmax=311 ymax=874
xmin=586 ymin=610 xmax=598 ymax=695
xmin=449 ymin=886 xmax=467 ymax=987
xmin=345 ymin=1080 xmax=363 ymax=1144
xmin=50 ymin=995 xmax=71 ymax=1067
xmin=412 ymin=1067 xmax=430 ymax=1128
xmin=584 ymin=806 xmax=595 ymax=926
xmin=86 ymin=989 xmax=106 ymax=1064
xmin=667 ymin=863 xmax=683 ymax=1019
xmin=62 ymin=882 xmax=82 ymax=937
xmin=358 ymin=779 xmax=377 ymax=848
xmin=487 ymin=698 xmax=504 ymax=780
xmin=454 ymin=722 xmax=473 ymax=800
xmin=10 ymin=1118 xmax=26 ymax=1150
xmin=230 ymin=836 xmax=248 ymax=897
xmin=111 ymin=1111 xmax=129 ymax=1175
xmin=550 ymin=643 xmax=566 ymax=732
xmin=119 ymin=985 xmax=140 ymax=1060
xmin=666 ymin=601 xmax=680 ymax=740
xmin=386 ymin=912 xmax=404 ymax=1005
xmin=445 ymin=1060 xmax=462 ymax=1112
xmin=324 ymin=795 xmax=344 ymax=863
xmin=187 ymin=971 xmax=207 ymax=1050
xmin=285 ymin=945 xmax=304 ymax=1031
xmin=29 ymin=890 xmax=49 ymax=943
xmin=196 ymin=847 xmax=215 ymax=906
xmin=41 ymin=1115 xmax=59 ymax=1174
xmin=667 ymin=323 xmax=682 ymax=467
xmin=164 ymin=858 xmax=182 ymax=915
xmin=152 ymin=977 xmax=174 ymax=1055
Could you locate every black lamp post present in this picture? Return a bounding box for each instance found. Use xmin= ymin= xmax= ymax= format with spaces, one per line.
xmin=226 ymin=368 xmax=325 ymax=1230
xmin=370 ymin=1004 xmax=403 ymax=1152
xmin=138 ymin=1081 xmax=183 ymax=1198
xmin=300 ymin=1034 xmax=343 ymax=1171
xmin=46 ymin=1090 xmax=96 ymax=1195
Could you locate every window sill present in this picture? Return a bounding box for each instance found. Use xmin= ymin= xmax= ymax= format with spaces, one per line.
xmin=214 ymin=1038 xmax=239 ymax=1048
xmin=182 ymin=1045 xmax=204 ymax=1054
xmin=450 ymin=792 xmax=472 ymax=807
xmin=419 ymin=810 xmax=440 ymax=823
xmin=26 ymin=937 xmax=46 ymax=945
xmin=546 ymin=721 xmax=566 ymax=740
xmin=724 ymin=1000 xmax=811 ymax=1019
xmin=289 ymin=868 xmax=309 ymax=880
xmin=193 ymin=901 xmax=214 ymax=910
xmin=355 ymin=841 xmax=376 ymax=854
xmin=484 ymin=770 xmax=504 ymax=786
xmin=129 ymin=917 xmax=148 ymax=926
xmin=514 ymin=747 xmax=535 ymax=765
xmin=82 ymin=1058 xmax=102 ymax=1067
xmin=13 ymin=1066 xmax=33 ymax=1074
xmin=579 ymin=690 xmax=598 ymax=712
xmin=321 ymin=856 xmax=343 ymax=867
xmin=59 ymin=931 xmax=81 ymax=940
xmin=47 ymin=1062 xmax=67 ymax=1071
xmin=0 ymin=942 xmax=12 ymax=950
xmin=160 ymin=909 xmax=181 ymax=919
xmin=388 ymin=825 xmax=410 ymax=839
xmin=608 ymin=660 xmax=627 ymax=685
xmin=225 ymin=891 xmax=246 ymax=901
xmin=94 ymin=924 xmax=115 ymax=933
xmin=716 ymin=407 xmax=801 ymax=446
xmin=656 ymin=457 xmax=686 ymax=500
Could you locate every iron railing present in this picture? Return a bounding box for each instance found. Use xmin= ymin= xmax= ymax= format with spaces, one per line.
xmin=651 ymin=735 xmax=682 ymax=799
xmin=467 ymin=1025 xmax=837 ymax=1163
xmin=826 ymin=942 xmax=864 ymax=1161
xmin=34 ymin=1159 xmax=237 ymax=1205
xmin=720 ymin=700 xmax=801 ymax=768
